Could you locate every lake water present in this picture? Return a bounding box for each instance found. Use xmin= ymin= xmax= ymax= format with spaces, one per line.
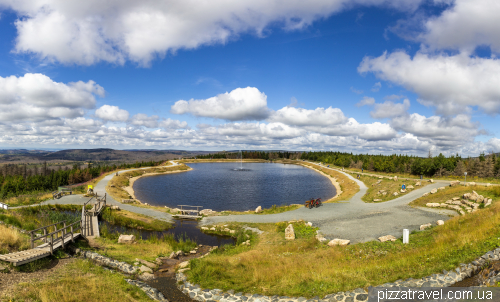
xmin=133 ymin=162 xmax=336 ymax=211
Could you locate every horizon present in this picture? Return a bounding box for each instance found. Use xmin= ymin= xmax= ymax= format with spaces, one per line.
xmin=0 ymin=1 xmax=499 ymax=156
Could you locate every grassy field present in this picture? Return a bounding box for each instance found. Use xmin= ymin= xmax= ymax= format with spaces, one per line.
xmin=360 ymin=175 xmax=431 ymax=202
xmin=106 ymin=164 xmax=190 ymax=202
xmin=186 ymin=197 xmax=500 ymax=298
xmin=96 ymin=230 xmax=197 ymax=264
xmin=7 ymin=259 xmax=152 ymax=302
xmin=100 ymin=207 xmax=172 ymax=231
xmin=410 ymin=185 xmax=500 ymax=208
xmin=299 ymin=162 xmax=359 ymax=202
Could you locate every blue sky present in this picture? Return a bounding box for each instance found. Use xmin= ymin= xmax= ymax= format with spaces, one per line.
xmin=0 ymin=0 xmax=499 ymax=156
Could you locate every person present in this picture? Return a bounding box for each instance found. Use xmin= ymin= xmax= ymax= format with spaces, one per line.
xmin=357 ymin=174 xmax=360 ymax=179
xmin=362 ymin=168 xmax=363 ymax=173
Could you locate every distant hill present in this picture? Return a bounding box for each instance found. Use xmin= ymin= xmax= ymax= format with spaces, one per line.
xmin=0 ymin=148 xmax=208 ymax=164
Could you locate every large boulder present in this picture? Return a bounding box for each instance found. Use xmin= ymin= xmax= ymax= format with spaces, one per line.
xmin=255 ymin=206 xmax=262 ymax=213
xmin=407 ymin=185 xmax=414 ymax=189
xmin=138 ymin=272 xmax=155 ymax=281
xmin=136 ymin=258 xmax=157 ymax=269
xmin=178 ymin=261 xmax=190 ymax=269
xmin=415 ymin=181 xmax=421 ymax=186
xmin=422 ymin=192 xmax=429 ymax=197
xmin=285 ymin=224 xmax=295 ymax=240
xmin=438 ymin=187 xmax=445 ymax=190
xmin=436 ymin=220 xmax=444 ymax=226
xmin=450 ymin=181 xmax=461 ymax=187
xmin=426 ymin=203 xmax=440 ymax=208
xmin=139 ymin=265 xmax=153 ymax=273
xmin=430 ymin=188 xmax=437 ymax=194
xmin=378 ymin=235 xmax=397 ymax=242
xmin=469 ymin=191 xmax=479 ymax=201
xmin=393 ymin=192 xmax=399 ymax=196
xmin=429 ymin=179 xmax=434 ymax=183
xmin=110 ymin=205 xmax=120 ymax=210
xmin=393 ymin=176 xmax=398 ymax=181
xmin=420 ymin=223 xmax=432 ymax=230
xmin=327 ymin=239 xmax=350 ymax=246
xmin=118 ymin=234 xmax=136 ymax=244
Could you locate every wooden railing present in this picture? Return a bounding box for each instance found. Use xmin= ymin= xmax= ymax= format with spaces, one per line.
xmin=177 ymin=205 xmax=202 ymax=216
xmin=29 ymin=220 xmax=82 ymax=254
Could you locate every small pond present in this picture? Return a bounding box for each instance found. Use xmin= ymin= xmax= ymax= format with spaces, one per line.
xmin=134 ymin=162 xmax=336 ymax=211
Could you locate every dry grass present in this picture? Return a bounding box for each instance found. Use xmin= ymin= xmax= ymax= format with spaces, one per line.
xmin=299 ymin=162 xmax=359 ymax=202
xmin=106 ymin=164 xmax=190 ymax=202
xmin=360 ymin=175 xmax=431 ymax=202
xmin=410 ymin=185 xmax=500 ymax=208
xmin=188 ymin=201 xmax=500 ymax=297
xmin=9 ymin=259 xmax=151 ymax=302
xmin=0 ymin=224 xmax=29 ymax=254
xmin=96 ymin=236 xmax=173 ymax=264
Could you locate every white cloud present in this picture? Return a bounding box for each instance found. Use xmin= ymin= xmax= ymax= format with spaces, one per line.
xmin=350 ymin=87 xmax=364 ymax=94
xmin=171 ymin=87 xmax=270 ymax=121
xmin=0 ymin=73 xmax=103 ymax=122
xmin=371 ymin=82 xmax=381 ymax=92
xmin=310 ymin=118 xmax=398 ymax=141
xmin=130 ymin=113 xmax=160 ymax=128
xmin=419 ymin=0 xmax=500 ymax=53
xmin=159 ymin=118 xmax=189 ymax=129
xmin=95 ymin=105 xmax=129 ymax=122
xmin=370 ymin=99 xmax=410 ymax=119
xmin=390 ymin=113 xmax=481 ymax=146
xmin=355 ymin=96 xmax=375 ymax=107
xmin=1 ymin=0 xmax=424 ymax=65
xmin=358 ymin=51 xmax=500 ymax=115
xmin=269 ymin=106 xmax=347 ymax=126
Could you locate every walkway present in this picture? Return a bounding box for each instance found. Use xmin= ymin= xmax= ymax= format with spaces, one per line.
xmin=201 ymin=162 xmax=457 ymax=243
xmin=10 ymin=161 xmax=460 ymax=243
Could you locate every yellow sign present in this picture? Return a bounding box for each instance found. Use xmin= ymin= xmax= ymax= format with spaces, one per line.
xmin=88 ymin=185 xmax=93 ymax=189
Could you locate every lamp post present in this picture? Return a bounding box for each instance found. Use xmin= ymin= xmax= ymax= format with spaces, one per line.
xmin=464 ymin=172 xmax=467 ymax=186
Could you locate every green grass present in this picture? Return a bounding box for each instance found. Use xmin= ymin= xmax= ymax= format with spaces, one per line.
xmin=186 ymin=202 xmax=500 ymax=298
xmin=8 ymin=258 xmax=152 ymax=302
xmin=0 ymin=205 xmax=83 ymax=232
xmin=218 ymin=204 xmax=302 ymax=216
xmin=410 ymin=185 xmax=500 ymax=208
xmin=360 ymin=175 xmax=431 ymax=202
xmin=100 ymin=207 xmax=172 ymax=231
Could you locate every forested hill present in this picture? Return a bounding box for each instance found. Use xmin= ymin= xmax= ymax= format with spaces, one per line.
xmin=300 ymin=151 xmax=500 ymax=178
xmin=0 ymin=148 xmax=204 ymax=163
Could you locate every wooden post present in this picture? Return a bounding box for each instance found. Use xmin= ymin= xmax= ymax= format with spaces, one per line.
xmin=50 ymin=234 xmax=53 ymax=255
xmin=63 ymin=222 xmax=66 ymax=236
xmin=30 ymin=231 xmax=34 ymax=249
xmin=71 ymin=225 xmax=74 ymax=242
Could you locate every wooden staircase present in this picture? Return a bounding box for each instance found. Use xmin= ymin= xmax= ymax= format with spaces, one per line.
xmin=0 ymin=194 xmax=106 ymax=266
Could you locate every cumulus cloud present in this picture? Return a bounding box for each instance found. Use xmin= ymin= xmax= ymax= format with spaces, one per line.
xmin=1 ymin=0 xmax=424 ymax=65
xmin=370 ymin=99 xmax=410 ymax=119
xmin=269 ymin=106 xmax=347 ymax=126
xmin=171 ymin=87 xmax=270 ymax=121
xmin=356 ymin=96 xmax=375 ymax=107
xmin=418 ymin=0 xmax=500 ymax=53
xmin=0 ymin=73 xmax=103 ymax=122
xmin=390 ymin=113 xmax=481 ymax=146
xmin=159 ymin=118 xmax=189 ymax=129
xmin=95 ymin=105 xmax=129 ymax=122
xmin=310 ymin=118 xmax=398 ymax=141
xmin=358 ymin=51 xmax=500 ymax=115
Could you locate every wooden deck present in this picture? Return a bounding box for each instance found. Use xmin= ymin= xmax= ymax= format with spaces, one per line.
xmin=0 ymin=232 xmax=81 ymax=266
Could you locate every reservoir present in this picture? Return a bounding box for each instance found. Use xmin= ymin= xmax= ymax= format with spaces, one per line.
xmin=133 ymin=162 xmax=336 ymax=211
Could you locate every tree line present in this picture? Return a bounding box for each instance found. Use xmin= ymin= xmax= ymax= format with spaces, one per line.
xmin=195 ymin=151 xmax=302 ymax=160
xmin=0 ymin=160 xmax=166 ymax=199
xmin=300 ymin=151 xmax=500 ymax=178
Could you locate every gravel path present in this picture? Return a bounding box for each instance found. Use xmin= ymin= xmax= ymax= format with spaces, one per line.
xmin=11 ymin=161 xmax=458 ymax=243
xmin=201 ymin=163 xmax=457 ymax=243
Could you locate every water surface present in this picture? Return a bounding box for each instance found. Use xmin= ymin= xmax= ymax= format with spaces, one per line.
xmin=134 ymin=162 xmax=336 ymax=211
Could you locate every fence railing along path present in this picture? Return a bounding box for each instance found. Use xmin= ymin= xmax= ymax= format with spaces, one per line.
xmin=0 ymin=193 xmax=107 ymax=266
xmin=172 ymin=205 xmax=203 ymax=219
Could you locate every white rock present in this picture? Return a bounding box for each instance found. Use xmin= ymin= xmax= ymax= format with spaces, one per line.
xmin=306 ymin=222 xmax=313 ymax=227
xmin=400 ymin=189 xmax=406 ymax=193
xmin=422 ymin=192 xmax=429 ymax=197
xmin=110 ymin=205 xmax=120 ymax=210
xmin=230 ymin=230 xmax=235 ymax=234
xmin=178 ymin=261 xmax=189 ymax=269
xmin=486 ymin=183 xmax=491 ymax=187
xmin=426 ymin=203 xmax=440 ymax=208
xmin=373 ymin=199 xmax=382 ymax=202
xmin=415 ymin=181 xmax=421 ymax=186
xmin=327 ymin=239 xmax=350 ymax=246
xmin=407 ymin=185 xmax=414 ymax=189
xmin=430 ymin=188 xmax=437 ymax=194
xmin=139 ymin=265 xmax=153 ymax=273
xmin=393 ymin=192 xmax=399 ymax=196
xmin=429 ymin=179 xmax=434 ymax=183
xmin=477 ymin=195 xmax=485 ymax=203
xmin=285 ymin=224 xmax=295 ymax=240
xmin=201 ymin=227 xmax=208 ymax=230
xmin=255 ymin=206 xmax=262 ymax=213
xmin=436 ymin=220 xmax=444 ymax=226
xmin=138 ymin=272 xmax=155 ymax=281
xmin=450 ymin=180 xmax=461 ymax=187
xmin=438 ymin=187 xmax=445 ymax=190
xmin=118 ymin=234 xmax=136 ymax=244
xmin=378 ymin=235 xmax=397 ymax=242
xmin=210 ymin=227 xmax=216 ymax=231
xmin=394 ymin=176 xmax=398 ymax=181
xmin=420 ymin=223 xmax=432 ymax=230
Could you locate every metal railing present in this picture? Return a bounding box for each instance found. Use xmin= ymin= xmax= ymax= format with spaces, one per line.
xmin=177 ymin=205 xmax=203 ymax=216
